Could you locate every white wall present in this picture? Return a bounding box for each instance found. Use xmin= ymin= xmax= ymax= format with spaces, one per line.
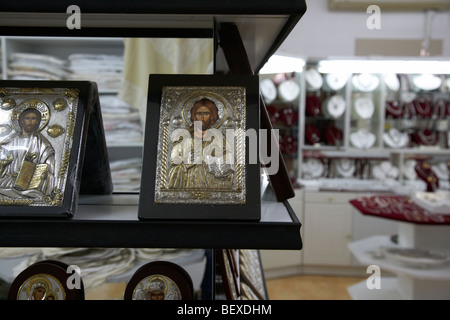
xmin=277 ymin=0 xmax=450 ymax=59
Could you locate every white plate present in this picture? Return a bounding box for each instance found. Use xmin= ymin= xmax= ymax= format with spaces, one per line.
xmin=383 ymin=73 xmax=400 ymax=91
xmin=305 ymin=68 xmax=323 ymax=91
xmin=278 ymin=79 xmax=300 ymax=102
xmin=352 ymin=73 xmax=379 ymax=92
xmin=432 ymin=162 xmax=449 ymax=180
xmin=260 ymin=78 xmax=277 ymax=103
xmin=372 ymin=161 xmax=399 ymax=180
xmin=382 ymin=128 xmax=409 ymax=149
xmin=403 ymin=159 xmax=417 ymax=180
xmin=324 ymin=95 xmax=346 ymax=119
xmin=302 ymin=158 xmax=324 ymax=179
xmin=380 ymin=246 xmax=449 ymax=269
xmin=412 ymin=74 xmax=442 ymax=91
xmin=334 ymin=158 xmax=356 ymax=178
xmin=350 ymin=129 xmax=376 ymax=149
xmin=325 ymin=73 xmax=348 ymax=91
xmin=354 ymin=96 xmax=374 ymax=119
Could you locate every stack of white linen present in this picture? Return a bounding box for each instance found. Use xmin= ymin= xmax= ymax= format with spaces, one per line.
xmin=0 ymin=247 xmax=203 ymax=290
xmin=66 ymin=53 xmax=124 ymax=91
xmin=99 ymin=94 xmax=143 ymax=146
xmin=7 ymin=52 xmax=68 ymax=80
xmin=109 ymin=157 xmax=142 ymax=193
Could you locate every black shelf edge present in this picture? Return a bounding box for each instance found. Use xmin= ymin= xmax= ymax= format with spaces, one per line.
xmin=0 ymin=27 xmax=214 ymax=39
xmin=0 ymin=0 xmax=307 ymax=15
xmin=0 ymin=196 xmax=302 ymax=250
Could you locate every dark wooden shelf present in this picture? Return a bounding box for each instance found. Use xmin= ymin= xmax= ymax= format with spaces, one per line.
xmin=0 ymin=195 xmax=302 ymax=249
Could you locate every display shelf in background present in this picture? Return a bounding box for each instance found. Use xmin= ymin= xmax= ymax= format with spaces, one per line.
xmin=259 ymin=57 xmax=449 ymax=193
xmin=298 ymin=62 xmax=449 ymax=192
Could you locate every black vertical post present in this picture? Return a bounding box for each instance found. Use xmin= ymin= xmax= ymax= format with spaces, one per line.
xmin=217 ymin=22 xmax=295 ymax=202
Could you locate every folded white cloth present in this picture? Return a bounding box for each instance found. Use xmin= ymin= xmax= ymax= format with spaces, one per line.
xmin=10 ymin=52 xmax=66 ymax=67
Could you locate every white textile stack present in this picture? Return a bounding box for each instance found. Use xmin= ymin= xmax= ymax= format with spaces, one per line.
xmin=134 ymin=248 xmax=201 ymax=262
xmin=3 ymin=247 xmax=135 ymax=289
xmin=7 ymin=52 xmax=67 ymax=80
xmin=66 ymin=53 xmax=124 ymax=91
xmin=99 ymin=94 xmax=143 ymax=146
xmin=109 ymin=157 xmax=142 ymax=192
xmin=0 ymin=247 xmax=203 ymax=289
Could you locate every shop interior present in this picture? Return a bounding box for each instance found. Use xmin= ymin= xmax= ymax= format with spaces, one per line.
xmin=0 ymin=1 xmax=449 ymax=300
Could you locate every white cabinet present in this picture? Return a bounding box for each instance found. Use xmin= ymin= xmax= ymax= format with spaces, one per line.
xmin=302 ymin=192 xmax=354 ymax=267
xmin=301 ymin=191 xmax=399 ymax=273
xmin=304 ymin=204 xmax=353 ymax=266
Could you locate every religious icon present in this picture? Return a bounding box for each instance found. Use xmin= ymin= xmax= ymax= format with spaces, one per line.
xmin=139 ymin=74 xmax=261 ymax=221
xmin=8 ymin=259 xmax=85 ymax=300
xmin=124 ymin=261 xmax=194 ymax=300
xmin=0 ymin=103 xmax=55 ymax=197
xmin=154 ymin=86 xmax=246 ymax=205
xmin=0 ymin=81 xmax=106 ymax=218
xmin=16 ymin=274 xmax=65 ymax=300
xmin=0 ymin=88 xmax=79 ymax=207
xmin=132 ymin=275 xmax=182 ymax=300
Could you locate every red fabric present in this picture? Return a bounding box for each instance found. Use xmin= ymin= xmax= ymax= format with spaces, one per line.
xmin=266 ymin=105 xmax=280 ymax=125
xmin=280 ymin=107 xmax=298 ymax=127
xmin=305 ymin=95 xmax=321 ymax=117
xmin=324 ymin=125 xmax=343 ymax=146
xmin=350 ymin=194 xmax=450 ymax=225
xmin=305 ymin=124 xmax=321 ymax=145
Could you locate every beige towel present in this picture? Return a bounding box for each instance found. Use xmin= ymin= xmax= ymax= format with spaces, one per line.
xmin=118 ymin=38 xmax=214 ymax=125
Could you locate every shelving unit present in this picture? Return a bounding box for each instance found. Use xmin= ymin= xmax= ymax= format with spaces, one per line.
xmin=0 ymin=1 xmax=307 ymax=300
xmin=260 ymin=72 xmax=301 ymax=185
xmin=301 ymin=68 xmax=449 ymax=190
xmin=259 ymin=58 xmax=449 ymax=278
xmin=260 ymin=60 xmax=449 ymax=193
